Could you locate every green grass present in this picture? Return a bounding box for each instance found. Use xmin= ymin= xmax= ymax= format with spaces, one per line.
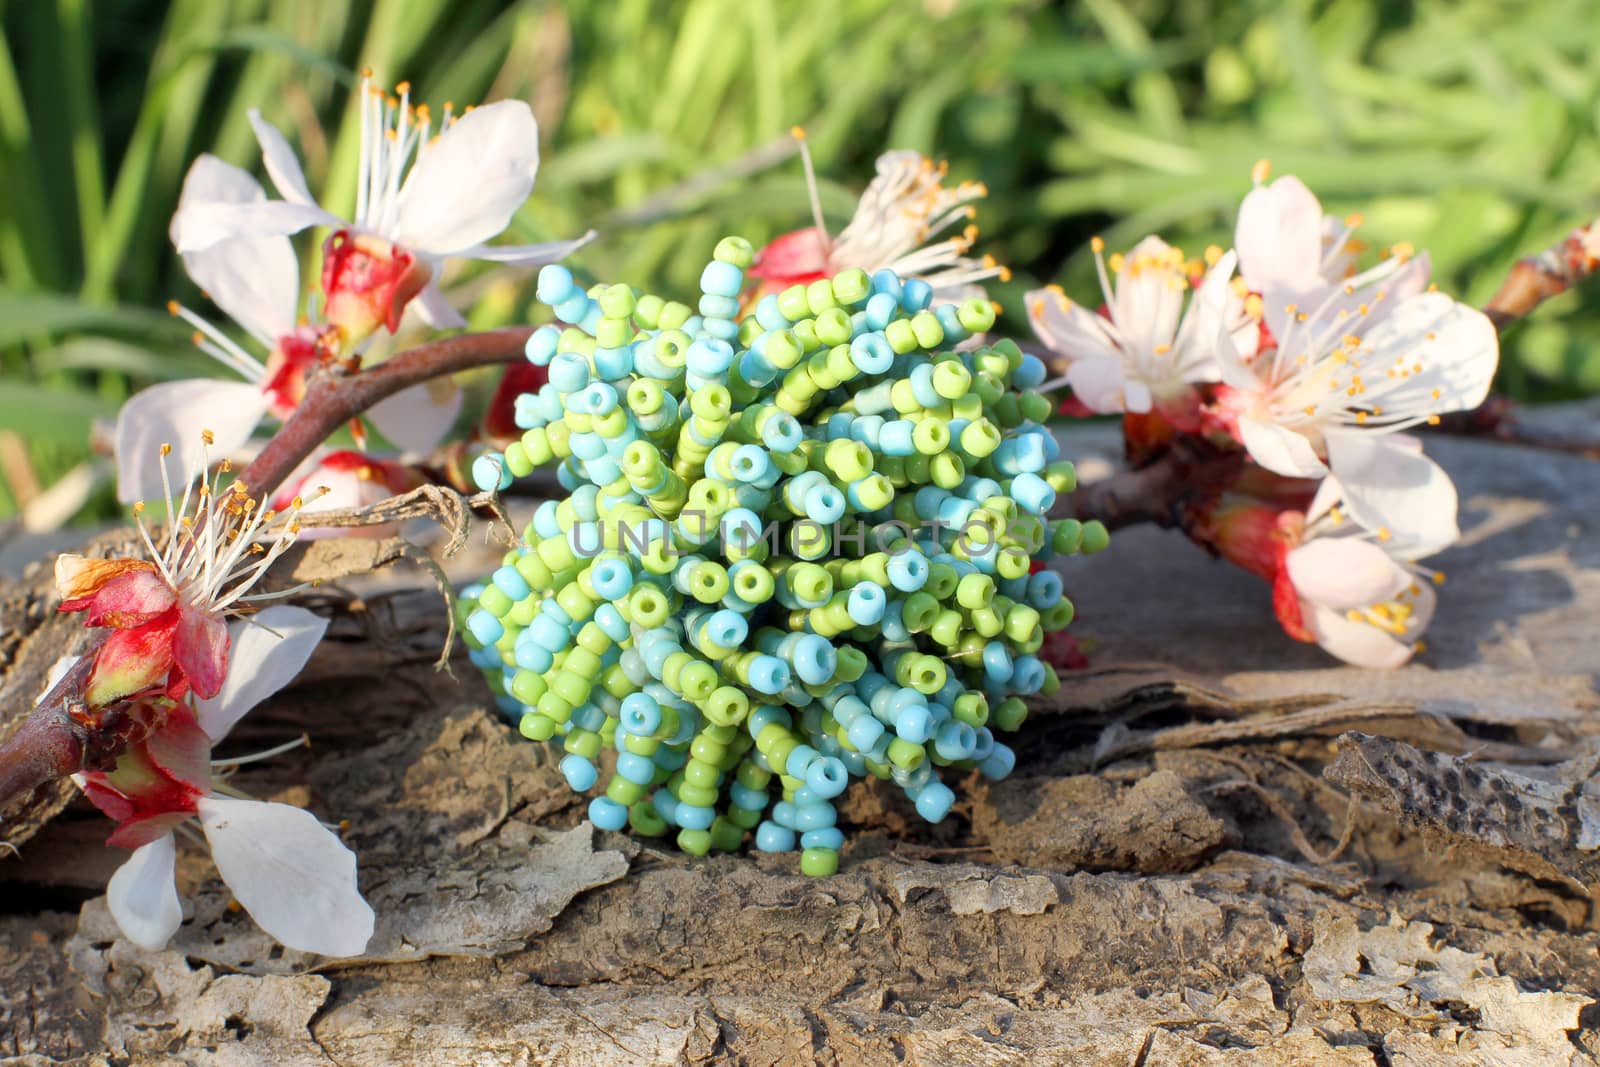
xmin=2 ymin=0 xmax=1599 ymax=519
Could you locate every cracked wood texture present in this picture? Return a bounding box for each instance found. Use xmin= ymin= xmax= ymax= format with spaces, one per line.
xmin=3 ymin=425 xmax=1600 ymax=1065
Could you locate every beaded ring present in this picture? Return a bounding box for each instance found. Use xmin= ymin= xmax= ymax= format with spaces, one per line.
xmin=460 ymin=236 xmax=1107 ymax=876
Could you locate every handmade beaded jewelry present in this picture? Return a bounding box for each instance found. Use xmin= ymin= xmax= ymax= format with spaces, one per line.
xmin=460 ymin=237 xmax=1106 ymax=875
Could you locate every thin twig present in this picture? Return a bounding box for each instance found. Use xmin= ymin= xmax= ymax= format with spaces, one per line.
xmin=241 ymin=327 xmax=534 ymax=500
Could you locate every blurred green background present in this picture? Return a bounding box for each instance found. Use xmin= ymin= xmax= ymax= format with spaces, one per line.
xmin=2 ymin=0 xmax=1599 ymax=522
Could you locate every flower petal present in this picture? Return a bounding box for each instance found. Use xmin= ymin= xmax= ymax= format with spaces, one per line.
xmin=1027 ymin=290 xmax=1120 ymax=367
xmin=1235 ymin=175 xmax=1325 ymax=292
xmin=408 ymin=280 xmax=468 ymax=329
xmin=171 ymin=154 xmax=300 ymax=345
xmin=1065 ymin=356 xmax=1133 ymax=414
xmin=86 ymin=613 xmax=179 ymax=706
xmin=748 ymin=227 xmax=830 ymax=283
xmin=247 ymin=110 xmax=317 ymax=206
xmin=1324 ymin=431 xmax=1459 ymax=556
xmin=55 ymin=554 xmax=158 ymax=607
xmin=1111 ymin=236 xmax=1185 ymax=361
xmin=196 ymin=605 xmax=328 ymax=742
xmin=172 ymin=199 xmax=341 ymax=254
xmin=1237 ymin=416 xmax=1329 ymax=478
xmin=173 ymin=608 xmax=230 ymax=701
xmin=114 ymin=380 xmax=271 ymax=504
xmin=1357 ymin=291 xmax=1498 ymax=416
xmin=198 ymin=795 xmax=374 ymax=957
xmin=1305 ymin=602 xmax=1416 ymax=669
xmin=1286 ymin=538 xmax=1412 ymax=612
xmin=391 ymin=100 xmax=540 ymax=254
xmin=84 ymin=568 xmax=178 ymax=628
xmin=367 ymin=379 xmax=463 ymax=455
xmin=106 ymin=834 xmax=184 ymax=951
xmin=452 ymin=231 xmax=596 ymax=265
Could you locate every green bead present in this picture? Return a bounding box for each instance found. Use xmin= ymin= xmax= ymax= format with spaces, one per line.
xmin=1052 ymin=519 xmax=1084 ymax=554
xmin=805 ymin=278 xmax=838 ymax=316
xmin=710 ymin=815 xmax=746 ymax=852
xmin=683 ymin=758 xmax=720 ymax=789
xmin=714 ymin=236 xmax=755 ymax=268
xmin=992 ymin=697 xmax=1028 ymax=733
xmin=677 ymin=828 xmax=713 ymax=856
xmin=1019 ymin=392 xmax=1053 ymax=424
xmin=958 ymin=298 xmax=996 ymax=334
xmin=629 ymin=801 xmax=669 ymax=836
xmin=887 ymin=738 xmax=925 ymax=770
xmin=831 ymin=268 xmax=871 ymax=305
xmin=519 ymin=712 xmax=558 ymax=741
xmin=564 ymin=729 xmax=602 ymax=759
xmin=800 ymin=847 xmax=839 ymax=877
xmin=815 ymin=307 xmax=853 ymax=347
xmin=677 ymin=781 xmax=719 ymax=808
xmin=1082 ymin=520 xmax=1110 ymax=554
xmin=477 ymin=585 xmax=513 ymax=618
xmin=606 ymin=775 xmax=646 ymax=805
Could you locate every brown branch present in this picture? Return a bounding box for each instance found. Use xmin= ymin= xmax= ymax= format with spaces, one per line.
xmin=241 ymin=327 xmax=534 ymax=500
xmin=1482 ymin=224 xmax=1599 ymax=330
xmin=1052 ymin=438 xmax=1244 ymax=531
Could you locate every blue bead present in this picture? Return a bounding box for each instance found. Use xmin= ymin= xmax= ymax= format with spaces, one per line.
xmin=590 ymin=559 xmax=634 ymax=602
xmin=548 ymin=352 xmax=591 ymax=394
xmin=982 ymin=642 xmax=1013 ymax=683
xmin=978 ymin=743 xmax=1016 ymax=781
xmin=900 ymin=278 xmax=933 ymax=312
xmin=687 ymin=338 xmax=735 ymax=378
xmin=730 ymin=782 xmax=768 ymax=811
xmin=914 ymin=781 xmax=955 ymax=823
xmin=582 ymin=382 xmax=619 ymax=415
xmin=804 ymin=485 xmax=845 ymax=524
xmin=850 ymin=333 xmax=894 ymax=375
xmin=870 ymin=269 xmax=903 ymax=303
xmin=513 ymin=634 xmax=553 ymax=673
xmin=933 ymin=304 xmax=968 ymax=343
xmin=698 ymin=293 xmax=741 ymax=320
xmin=554 ymin=291 xmax=591 ymax=325
xmin=704 ymin=609 xmax=748 ymax=648
xmin=466 ymin=609 xmax=504 ymax=647
xmin=620 ymin=692 xmax=662 ymax=736
xmin=676 ymin=802 xmax=714 ymax=831
xmin=1010 ymin=472 xmax=1055 ymax=515
xmin=746 ymin=704 xmax=791 ymax=738
xmin=886 ymin=552 xmax=928 ymax=592
xmin=747 ymin=655 xmax=790 ymax=695
xmin=755 ymin=295 xmax=789 ymax=331
xmin=801 ymin=827 xmax=845 ymax=851
xmin=771 ymin=800 xmax=800 ymax=828
xmin=969 ymin=726 xmax=995 ymax=762
xmin=784 ymin=744 xmax=821 ymax=777
xmin=933 ymin=721 xmax=977 ymax=762
xmin=492 ymin=565 xmax=531 ymax=601
xmin=878 ymin=420 xmax=915 ymax=456
xmin=593 ymin=345 xmax=634 ymax=380
xmin=847 ymin=583 xmax=887 ymax=625
xmin=1027 ymin=569 xmax=1063 ymax=608
xmin=702 ymin=316 xmax=738 ymax=341
xmin=762 ymin=412 xmax=802 ymax=452
xmin=561 ymin=754 xmax=599 ymax=792
xmin=472 ymin=453 xmax=513 ymax=493
xmin=851 ymin=414 xmax=885 ymax=446
xmin=1012 ymin=655 xmax=1046 ymax=695
xmin=846 ymin=714 xmax=885 ymax=753
xmin=865 ymin=291 xmax=899 ymax=330
xmin=588 ymin=796 xmax=629 ymax=831
xmin=525 ymin=325 xmax=561 ymax=365
xmin=805 ymin=757 xmax=849 ymax=799
xmin=1015 ymin=353 xmax=1047 ymax=388
xmin=730 ymin=444 xmax=769 ymax=483
xmin=536 ymin=264 xmax=576 ymax=305
xmin=616 ymin=751 xmax=656 ymax=785
xmin=894 ymin=704 xmax=932 ymax=745
xmin=789 ymin=635 xmax=836 ymax=686
xmin=700 ymin=259 xmax=745 ymax=298
xmin=910 ymin=364 xmax=941 ymax=408
xmin=793 ymin=802 xmax=836 ymax=831
xmin=755 ymin=820 xmax=796 ymax=852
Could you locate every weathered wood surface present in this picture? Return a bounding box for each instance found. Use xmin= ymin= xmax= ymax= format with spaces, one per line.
xmin=3 ymin=426 xmax=1600 ymax=1065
